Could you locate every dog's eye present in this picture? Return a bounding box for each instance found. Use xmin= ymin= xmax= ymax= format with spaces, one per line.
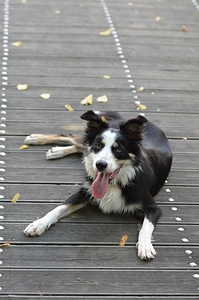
xmin=95 ymin=143 xmax=102 ymax=150
xmin=116 ymin=147 xmax=122 ymax=153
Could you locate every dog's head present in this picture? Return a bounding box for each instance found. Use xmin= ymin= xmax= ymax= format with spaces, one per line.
xmin=81 ymin=110 xmax=147 ymax=199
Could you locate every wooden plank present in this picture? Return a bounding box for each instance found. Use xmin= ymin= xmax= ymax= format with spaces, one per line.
xmin=2 ymin=245 xmax=199 ymax=270
xmin=3 ymin=203 xmax=199 ymax=225
xmin=2 ymin=184 xmax=199 ymax=204
xmin=4 ymin=136 xmax=199 ymax=153
xmin=3 ymin=223 xmax=199 ymax=245
xmin=0 ymin=297 xmax=198 ymax=300
xmin=4 ymin=111 xmax=199 ymax=139
xmin=0 ymin=269 xmax=197 ymax=296
xmin=2 ymin=167 xmax=199 ymax=186
xmin=3 ymin=150 xmax=199 ymax=170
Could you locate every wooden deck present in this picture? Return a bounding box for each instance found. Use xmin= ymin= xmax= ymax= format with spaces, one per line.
xmin=0 ymin=0 xmax=199 ymax=298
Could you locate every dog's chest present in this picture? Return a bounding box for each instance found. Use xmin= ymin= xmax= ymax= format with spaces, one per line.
xmin=91 ymin=184 xmax=139 ymax=214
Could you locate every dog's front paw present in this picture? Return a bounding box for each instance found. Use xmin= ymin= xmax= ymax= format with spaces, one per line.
xmin=136 ymin=240 xmax=156 ymax=260
xmin=25 ymin=134 xmax=44 ymax=145
xmin=46 ymin=147 xmax=66 ymax=160
xmin=24 ymin=218 xmax=49 ymax=237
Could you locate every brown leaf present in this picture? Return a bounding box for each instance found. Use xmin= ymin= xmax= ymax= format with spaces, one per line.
xmin=119 ymin=234 xmax=128 ymax=246
xmin=0 ymin=243 xmax=10 ymax=247
xmin=182 ymin=25 xmax=188 ymax=32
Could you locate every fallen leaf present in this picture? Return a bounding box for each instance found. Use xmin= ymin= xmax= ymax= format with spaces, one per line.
xmin=11 ymin=193 xmax=20 ymax=203
xmin=16 ymin=84 xmax=28 ymax=91
xmin=182 ymin=137 xmax=187 ymax=141
xmin=127 ymin=2 xmax=133 ymax=6
xmin=0 ymin=243 xmax=10 ymax=247
xmin=136 ymin=103 xmax=147 ymax=110
xmin=137 ymin=86 xmax=144 ymax=92
xmin=103 ymin=75 xmax=111 ymax=79
xmin=19 ymin=144 xmax=29 ymax=150
xmin=40 ymin=93 xmax=51 ymax=99
xmin=12 ymin=41 xmax=23 ymax=47
xmin=119 ymin=234 xmax=128 ymax=246
xmin=64 ymin=104 xmax=74 ymax=111
xmin=100 ymin=28 xmax=113 ymax=36
xmin=182 ymin=25 xmax=188 ymax=32
xmin=81 ymin=94 xmax=93 ymax=105
xmin=101 ymin=115 xmax=107 ymax=123
xmin=155 ymin=16 xmax=161 ymax=22
xmin=96 ymin=95 xmax=108 ymax=103
xmin=54 ymin=10 xmax=61 ymax=14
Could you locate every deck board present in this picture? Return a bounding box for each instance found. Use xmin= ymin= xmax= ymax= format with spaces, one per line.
xmin=1 ymin=0 xmax=199 ymax=297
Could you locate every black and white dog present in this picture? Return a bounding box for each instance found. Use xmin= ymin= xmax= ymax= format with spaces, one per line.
xmin=24 ymin=110 xmax=172 ymax=260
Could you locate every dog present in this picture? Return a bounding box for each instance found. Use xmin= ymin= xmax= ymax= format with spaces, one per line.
xmin=23 ymin=110 xmax=172 ymax=260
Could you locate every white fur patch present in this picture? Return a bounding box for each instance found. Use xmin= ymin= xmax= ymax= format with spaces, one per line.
xmin=137 ymin=217 xmax=156 ymax=260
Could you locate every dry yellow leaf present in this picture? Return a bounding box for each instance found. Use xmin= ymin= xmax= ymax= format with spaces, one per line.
xmin=119 ymin=234 xmax=128 ymax=246
xmin=11 ymin=193 xmax=20 ymax=203
xmin=64 ymin=104 xmax=74 ymax=111
xmin=182 ymin=137 xmax=187 ymax=141
xmin=0 ymin=243 xmax=10 ymax=247
xmin=54 ymin=10 xmax=61 ymax=14
xmin=100 ymin=28 xmax=113 ymax=36
xmin=40 ymin=93 xmax=51 ymax=99
xmin=101 ymin=115 xmax=107 ymax=123
xmin=16 ymin=84 xmax=28 ymax=91
xmin=96 ymin=95 xmax=108 ymax=103
xmin=12 ymin=41 xmax=23 ymax=47
xmin=136 ymin=103 xmax=147 ymax=110
xmin=103 ymin=75 xmax=111 ymax=79
xmin=137 ymin=86 xmax=144 ymax=92
xmin=127 ymin=2 xmax=133 ymax=6
xmin=19 ymin=144 xmax=29 ymax=150
xmin=81 ymin=94 xmax=93 ymax=106
xmin=155 ymin=16 xmax=161 ymax=22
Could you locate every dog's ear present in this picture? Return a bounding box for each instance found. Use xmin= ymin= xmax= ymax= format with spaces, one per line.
xmin=81 ymin=111 xmax=108 ymax=143
xmin=120 ymin=115 xmax=147 ymax=140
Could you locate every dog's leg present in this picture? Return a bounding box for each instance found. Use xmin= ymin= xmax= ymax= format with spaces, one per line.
xmin=25 ymin=134 xmax=84 ymax=159
xmin=25 ymin=134 xmax=82 ymax=146
xmin=24 ymin=188 xmax=89 ymax=237
xmin=46 ymin=145 xmax=81 ymax=160
xmin=136 ymin=205 xmax=162 ymax=260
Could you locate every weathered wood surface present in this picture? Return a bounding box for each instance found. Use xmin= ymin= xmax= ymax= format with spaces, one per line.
xmin=0 ymin=0 xmax=199 ymax=298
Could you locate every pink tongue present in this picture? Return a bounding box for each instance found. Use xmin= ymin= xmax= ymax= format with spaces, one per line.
xmin=92 ymin=172 xmax=109 ymax=199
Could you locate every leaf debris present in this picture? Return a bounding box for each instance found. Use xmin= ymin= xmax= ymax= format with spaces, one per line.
xmin=40 ymin=93 xmax=51 ymax=99
xmin=81 ymin=94 xmax=93 ymax=106
xmin=11 ymin=193 xmax=20 ymax=203
xmin=19 ymin=144 xmax=29 ymax=150
xmin=16 ymin=84 xmax=28 ymax=91
xmin=119 ymin=234 xmax=128 ymax=246
xmin=12 ymin=41 xmax=23 ymax=47
xmin=0 ymin=243 xmax=10 ymax=247
xmin=65 ymin=104 xmax=74 ymax=111
xmin=96 ymin=95 xmax=108 ymax=103
xmin=100 ymin=28 xmax=113 ymax=36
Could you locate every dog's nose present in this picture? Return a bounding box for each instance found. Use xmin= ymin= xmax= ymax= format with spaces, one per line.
xmin=96 ymin=160 xmax=107 ymax=171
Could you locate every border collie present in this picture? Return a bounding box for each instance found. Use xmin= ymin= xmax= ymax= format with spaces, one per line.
xmin=24 ymin=110 xmax=172 ymax=260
